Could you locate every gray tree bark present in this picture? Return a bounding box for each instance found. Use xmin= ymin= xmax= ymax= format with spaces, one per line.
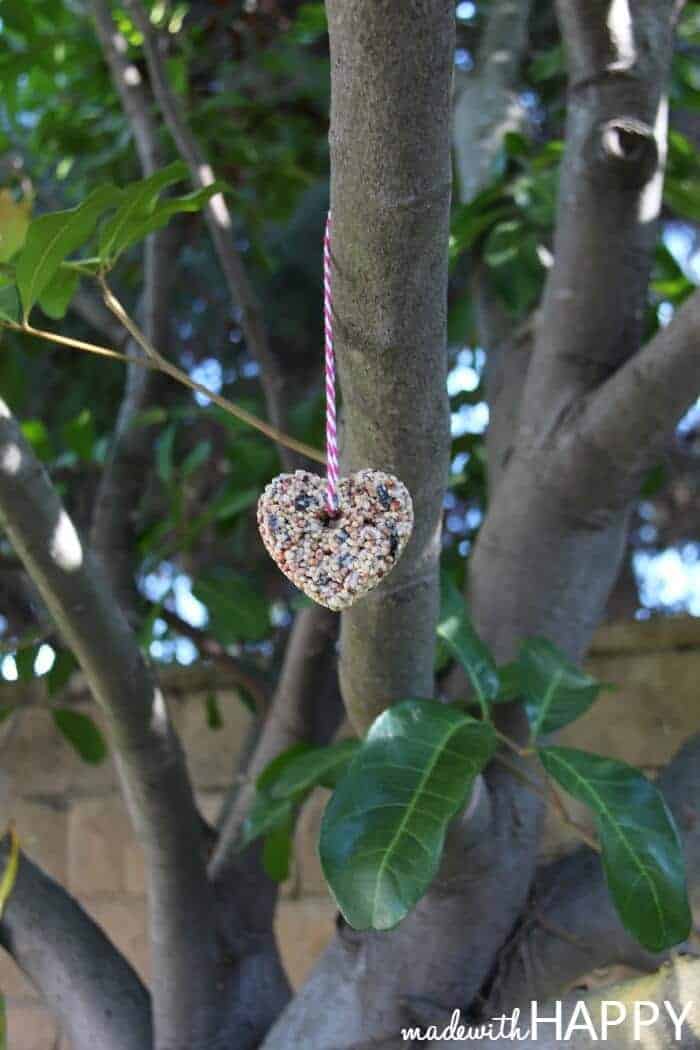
xmin=2 ymin=2 xmax=700 ymax=1049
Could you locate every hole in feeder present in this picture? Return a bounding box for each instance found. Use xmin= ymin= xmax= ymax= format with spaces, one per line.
xmin=320 ymin=507 xmax=342 ymax=527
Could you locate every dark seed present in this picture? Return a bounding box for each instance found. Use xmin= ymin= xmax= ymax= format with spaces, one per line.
xmin=389 ymin=526 xmax=399 ymax=558
xmin=377 ymin=484 xmax=391 ymax=508
xmin=267 ymin=514 xmax=280 ymax=533
xmin=294 ymin=493 xmax=312 ymax=511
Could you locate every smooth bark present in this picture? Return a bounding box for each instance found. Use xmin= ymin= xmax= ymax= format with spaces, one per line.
xmin=0 ymin=406 xmax=220 ymax=1050
xmin=330 ymin=0 xmax=454 ymax=733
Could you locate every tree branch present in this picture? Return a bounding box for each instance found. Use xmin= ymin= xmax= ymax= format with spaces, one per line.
xmin=90 ymin=0 xmax=174 ymax=613
xmin=331 ymin=0 xmax=453 ymax=733
xmin=452 ymin=0 xmax=534 ymax=494
xmin=211 ymin=604 xmax=338 ymax=878
xmin=123 ymin=0 xmax=297 ymax=470
xmin=205 ymin=606 xmax=339 ymax=1049
xmin=568 ymin=288 xmax=700 ymax=511
xmin=453 ymin=0 xmax=533 ymax=205
xmin=158 ymin=606 xmax=270 ymax=717
xmin=0 ymin=838 xmax=152 ymax=1050
xmin=0 ymin=405 xmax=221 ymax=1049
xmin=70 ymin=285 xmax=127 ymax=347
xmin=91 ymin=0 xmax=161 ymax=174
xmin=518 ymin=0 xmax=676 ymax=445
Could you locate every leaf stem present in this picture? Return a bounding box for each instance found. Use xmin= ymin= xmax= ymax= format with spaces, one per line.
xmin=493 ymin=726 xmax=531 ymax=758
xmin=493 ymin=751 xmax=601 ymax=854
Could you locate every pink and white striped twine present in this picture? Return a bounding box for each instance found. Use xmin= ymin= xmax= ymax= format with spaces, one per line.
xmin=323 ymin=211 xmax=340 ymax=516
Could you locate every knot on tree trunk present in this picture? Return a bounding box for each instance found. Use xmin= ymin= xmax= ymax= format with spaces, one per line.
xmin=588 ymin=117 xmax=658 ymax=189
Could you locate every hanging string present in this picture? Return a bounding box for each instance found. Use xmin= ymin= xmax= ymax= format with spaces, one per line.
xmin=324 ymin=211 xmax=340 ymax=516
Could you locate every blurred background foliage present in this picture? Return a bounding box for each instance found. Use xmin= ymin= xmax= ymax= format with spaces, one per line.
xmin=0 ymin=0 xmax=700 ymax=756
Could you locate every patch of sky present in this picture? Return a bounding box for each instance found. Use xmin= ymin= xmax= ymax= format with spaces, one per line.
xmin=456 ymin=2 xmax=476 ymax=20
xmin=241 ymin=357 xmax=260 ymax=378
xmin=678 ymin=397 xmax=700 ymax=438
xmin=451 ymin=401 xmax=489 ymax=436
xmin=189 ymin=357 xmax=223 ymax=407
xmin=635 ymin=543 xmax=700 ymax=616
xmin=663 ymin=222 xmax=700 ymax=283
xmin=1 ymin=655 xmax=17 ymax=682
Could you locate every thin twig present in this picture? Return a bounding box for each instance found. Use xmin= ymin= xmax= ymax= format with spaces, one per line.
xmin=2 ymin=317 xmax=325 ymax=464
xmin=158 ymin=607 xmax=269 ymax=716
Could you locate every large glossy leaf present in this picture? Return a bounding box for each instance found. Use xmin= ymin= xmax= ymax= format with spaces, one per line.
xmin=98 ymin=161 xmax=188 ymax=261
xmin=520 ymin=637 xmax=602 ymax=737
xmin=540 ymin=746 xmax=691 ymax=952
xmin=320 ymin=700 xmax=496 ymax=931
xmin=437 ymin=609 xmax=499 ymax=713
xmin=16 ymin=185 xmax=120 ymax=316
xmin=193 ymin=570 xmax=270 ymax=642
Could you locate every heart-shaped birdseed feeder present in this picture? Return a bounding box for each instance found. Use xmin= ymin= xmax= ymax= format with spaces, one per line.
xmin=257 ymin=469 xmax=413 ymax=610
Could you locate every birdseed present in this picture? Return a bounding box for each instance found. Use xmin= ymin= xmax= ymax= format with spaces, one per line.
xmin=257 ymin=469 xmax=414 ymax=610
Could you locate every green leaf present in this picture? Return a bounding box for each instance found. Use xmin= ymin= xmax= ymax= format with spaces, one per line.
xmin=0 ymin=190 xmax=31 ymax=263
xmin=115 ymin=183 xmax=227 ymax=255
xmin=483 ymin=223 xmax=545 ymax=316
xmin=450 ymin=203 xmax=514 ymax=261
xmin=530 ymin=44 xmax=565 ymax=82
xmin=37 ymin=266 xmax=79 ymax=319
xmin=16 ymin=185 xmax=120 ymax=317
xmin=447 ymin=294 xmax=473 ymax=345
xmin=436 ymin=608 xmax=500 ymax=713
xmin=98 ymin=161 xmax=188 ymax=261
xmin=262 ymin=818 xmax=294 ymax=882
xmin=132 ymin=406 xmax=168 ymax=428
xmin=193 ymin=570 xmax=270 ymax=643
xmin=205 ymin=692 xmax=223 ymax=730
xmin=46 ymin=649 xmax=77 ymax=696
xmin=14 ymin=646 xmax=38 ymax=681
xmin=539 ymin=747 xmax=692 ymax=953
xmin=210 ymin=487 xmax=259 ymax=522
xmin=494 ymin=661 xmax=521 ymax=703
xmin=520 ymin=637 xmax=602 ymax=738
xmin=61 ymin=409 xmax=96 ymax=462
xmin=435 ymin=571 xmax=465 ymax=672
xmin=258 ymin=740 xmax=360 ymax=799
xmin=289 ymin=2 xmax=328 ymax=44
xmin=320 ymin=699 xmax=496 ymax=930
xmin=155 ymin=423 xmax=177 ymax=484
xmin=20 ymin=419 xmax=52 ymax=461
xmin=52 ymin=708 xmax=107 ymax=764
xmin=181 ymin=439 xmax=212 ymax=478
xmin=241 ymin=793 xmax=294 ymax=849
xmin=0 ymin=284 xmax=21 ymax=324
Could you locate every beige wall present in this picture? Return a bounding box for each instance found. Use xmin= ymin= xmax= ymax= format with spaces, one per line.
xmin=2 ymin=617 xmax=700 ymax=1048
